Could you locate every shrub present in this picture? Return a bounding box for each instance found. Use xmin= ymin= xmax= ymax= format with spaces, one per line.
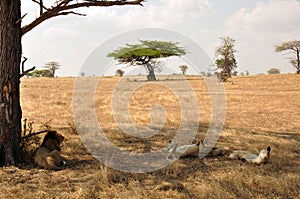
xmin=267 ymin=68 xmax=280 ymax=74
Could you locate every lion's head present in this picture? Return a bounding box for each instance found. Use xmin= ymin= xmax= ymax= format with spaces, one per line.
xmin=41 ymin=131 xmax=64 ymax=151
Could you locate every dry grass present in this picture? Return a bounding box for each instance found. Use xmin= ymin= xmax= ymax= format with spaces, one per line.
xmin=0 ymin=74 xmax=299 ymax=198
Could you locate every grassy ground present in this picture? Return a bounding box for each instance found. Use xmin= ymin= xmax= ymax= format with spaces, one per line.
xmin=1 ymin=74 xmax=299 ymax=198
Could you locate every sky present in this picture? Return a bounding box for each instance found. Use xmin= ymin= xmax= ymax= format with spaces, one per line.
xmin=21 ymin=0 xmax=300 ymax=76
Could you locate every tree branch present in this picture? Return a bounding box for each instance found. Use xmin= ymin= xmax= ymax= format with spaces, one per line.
xmin=21 ymin=56 xmax=28 ymax=73
xmin=22 ymin=0 xmax=144 ymax=35
xmin=21 ymin=130 xmax=48 ymax=140
xmin=57 ymin=0 xmax=73 ymax=8
xmin=57 ymin=11 xmax=86 ymax=17
xmin=32 ymin=0 xmax=49 ymax=13
xmin=16 ymin=13 xmax=27 ymax=25
xmin=40 ymin=0 xmax=43 ymax=15
xmin=20 ymin=66 xmax=36 ymax=78
xmin=20 ymin=57 xmax=36 ymax=78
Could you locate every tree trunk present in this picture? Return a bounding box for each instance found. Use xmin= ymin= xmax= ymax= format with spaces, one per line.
xmin=146 ymin=63 xmax=156 ymax=81
xmin=0 ymin=1 xmax=22 ymax=166
xmin=297 ymin=48 xmax=300 ymax=74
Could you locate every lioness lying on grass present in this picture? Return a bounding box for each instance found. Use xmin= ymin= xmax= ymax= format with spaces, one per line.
xmin=167 ymin=141 xmax=201 ymax=160
xmin=229 ymin=146 xmax=271 ymax=165
xmin=34 ymin=131 xmax=66 ymax=170
xmin=167 ymin=140 xmax=223 ymax=160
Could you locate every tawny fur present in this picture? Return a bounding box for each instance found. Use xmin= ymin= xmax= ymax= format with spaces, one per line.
xmin=34 ymin=131 xmax=66 ymax=170
xmin=167 ymin=140 xmax=224 ymax=160
xmin=167 ymin=141 xmax=201 ymax=160
xmin=229 ymin=146 xmax=271 ymax=165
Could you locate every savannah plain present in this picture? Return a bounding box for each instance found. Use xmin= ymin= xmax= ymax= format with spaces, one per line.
xmin=0 ymin=74 xmax=300 ymax=198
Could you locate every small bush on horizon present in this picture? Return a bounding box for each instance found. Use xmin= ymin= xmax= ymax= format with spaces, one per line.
xmin=268 ymin=68 xmax=281 ymax=74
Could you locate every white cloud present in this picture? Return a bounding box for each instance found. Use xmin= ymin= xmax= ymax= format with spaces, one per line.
xmin=22 ymin=0 xmax=214 ymax=76
xmin=120 ymin=0 xmax=212 ymax=27
xmin=227 ymin=0 xmax=300 ymax=38
xmin=22 ymin=0 xmax=299 ymax=76
xmin=225 ymin=0 xmax=300 ymax=73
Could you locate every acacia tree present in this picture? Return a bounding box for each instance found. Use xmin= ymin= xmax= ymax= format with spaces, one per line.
xmin=108 ymin=40 xmax=187 ymax=81
xmin=179 ymin=65 xmax=188 ymax=75
xmin=115 ymin=69 xmax=125 ymax=77
xmin=215 ymin=36 xmax=237 ymax=80
xmin=0 ymin=0 xmax=144 ymax=166
xmin=275 ymin=40 xmax=300 ymax=74
xmin=44 ymin=61 xmax=61 ymax=77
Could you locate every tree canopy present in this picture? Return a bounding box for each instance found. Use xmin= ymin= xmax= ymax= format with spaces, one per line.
xmin=26 ymin=69 xmax=52 ymax=77
xmin=108 ymin=40 xmax=187 ymax=80
xmin=44 ymin=61 xmax=61 ymax=77
xmin=179 ymin=65 xmax=188 ymax=75
xmin=215 ymin=36 xmax=237 ymax=81
xmin=275 ymin=40 xmax=300 ymax=74
xmin=115 ymin=69 xmax=125 ymax=77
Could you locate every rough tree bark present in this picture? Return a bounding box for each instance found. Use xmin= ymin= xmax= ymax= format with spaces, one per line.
xmin=297 ymin=48 xmax=300 ymax=74
xmin=0 ymin=0 xmax=22 ymax=166
xmin=146 ymin=63 xmax=156 ymax=81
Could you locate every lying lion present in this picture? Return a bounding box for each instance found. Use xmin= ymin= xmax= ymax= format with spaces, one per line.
xmin=167 ymin=140 xmax=224 ymax=160
xmin=34 ymin=131 xmax=66 ymax=170
xmin=228 ymin=146 xmax=271 ymax=165
xmin=167 ymin=141 xmax=201 ymax=159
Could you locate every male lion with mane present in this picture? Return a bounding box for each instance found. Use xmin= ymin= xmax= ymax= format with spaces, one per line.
xmin=34 ymin=131 xmax=66 ymax=170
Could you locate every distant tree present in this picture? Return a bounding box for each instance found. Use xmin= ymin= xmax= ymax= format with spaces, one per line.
xmin=26 ymin=69 xmax=52 ymax=77
xmin=200 ymin=71 xmax=207 ymax=76
xmin=232 ymin=71 xmax=238 ymax=76
xmin=108 ymin=40 xmax=187 ymax=81
xmin=44 ymin=61 xmax=60 ymax=77
xmin=216 ymin=71 xmax=230 ymax=81
xmin=275 ymin=40 xmax=300 ymax=74
xmin=207 ymin=68 xmax=212 ymax=77
xmin=215 ymin=36 xmax=237 ymax=81
xmin=80 ymin=72 xmax=85 ymax=77
xmin=179 ymin=65 xmax=188 ymax=75
xmin=267 ymin=68 xmax=281 ymax=74
xmin=115 ymin=69 xmax=125 ymax=77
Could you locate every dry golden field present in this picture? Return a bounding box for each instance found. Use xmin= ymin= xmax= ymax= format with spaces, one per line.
xmin=1 ymin=74 xmax=300 ymax=198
